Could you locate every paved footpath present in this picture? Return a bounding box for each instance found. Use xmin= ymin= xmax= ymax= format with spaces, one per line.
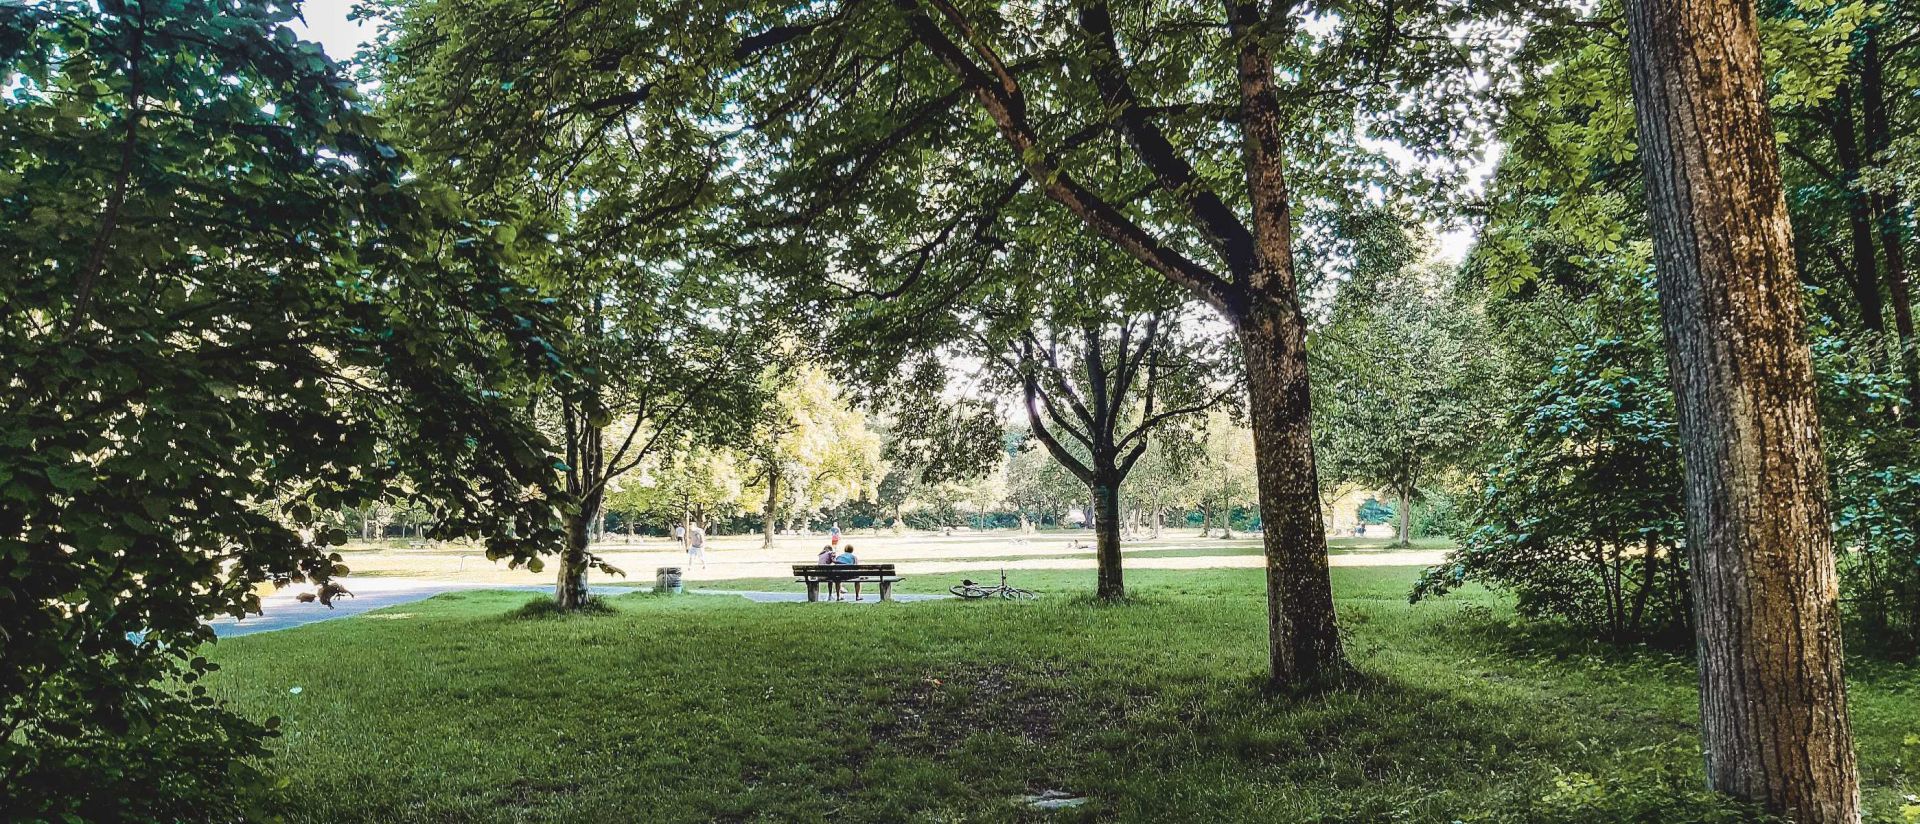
xmin=209 ymin=579 xmax=946 ymax=638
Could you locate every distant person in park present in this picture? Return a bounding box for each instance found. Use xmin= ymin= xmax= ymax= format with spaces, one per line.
xmin=816 ymin=545 xmax=836 ymax=565
xmin=686 ymin=524 xmax=706 ymax=569
xmin=673 ymin=523 xmax=685 ymax=543
xmin=834 ymin=544 xmax=861 ymax=601
xmin=830 ymin=523 xmax=841 ymax=547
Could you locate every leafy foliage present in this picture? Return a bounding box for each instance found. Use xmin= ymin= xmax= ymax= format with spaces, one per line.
xmin=1450 ymin=0 xmax=1920 ymax=653
xmin=1314 ymin=254 xmax=1494 ymax=545
xmin=1414 ymin=322 xmax=1690 ymax=642
xmin=0 ymin=1 xmax=566 ymax=814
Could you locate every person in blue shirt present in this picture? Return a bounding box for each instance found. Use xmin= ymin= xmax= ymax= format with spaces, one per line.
xmin=833 ymin=545 xmax=861 ymax=600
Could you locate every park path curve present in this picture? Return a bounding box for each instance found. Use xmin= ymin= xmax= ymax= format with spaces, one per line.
xmin=208 ymin=579 xmax=945 ymax=638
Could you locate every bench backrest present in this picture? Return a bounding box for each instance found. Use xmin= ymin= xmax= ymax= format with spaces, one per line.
xmin=793 ymin=563 xmax=895 ymax=578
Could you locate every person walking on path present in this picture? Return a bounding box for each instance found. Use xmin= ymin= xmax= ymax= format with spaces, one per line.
xmin=829 ymin=523 xmax=841 ymax=547
xmin=687 ymin=523 xmax=707 ymax=569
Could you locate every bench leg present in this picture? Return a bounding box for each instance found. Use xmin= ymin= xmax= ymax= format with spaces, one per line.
xmin=806 ymin=581 xmax=819 ymax=602
xmin=880 ymin=581 xmax=893 ymax=602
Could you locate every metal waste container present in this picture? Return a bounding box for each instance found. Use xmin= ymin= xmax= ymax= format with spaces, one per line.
xmin=655 ymin=566 xmax=683 ymax=595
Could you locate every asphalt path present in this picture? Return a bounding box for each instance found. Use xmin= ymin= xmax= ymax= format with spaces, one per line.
xmin=208 ymin=579 xmax=946 ymax=638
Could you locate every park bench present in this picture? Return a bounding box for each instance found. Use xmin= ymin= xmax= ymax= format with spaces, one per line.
xmin=792 ymin=563 xmax=902 ymax=602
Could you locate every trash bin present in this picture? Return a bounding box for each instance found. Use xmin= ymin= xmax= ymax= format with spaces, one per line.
xmin=655 ymin=566 xmax=683 ymax=595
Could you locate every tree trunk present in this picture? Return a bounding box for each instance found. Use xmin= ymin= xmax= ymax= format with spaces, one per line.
xmin=1092 ymin=476 xmax=1124 ymax=601
xmin=761 ymin=465 xmax=779 ymax=549
xmin=556 ymin=412 xmax=603 ymax=610
xmin=1630 ymin=534 xmax=1659 ymax=635
xmin=1151 ymin=507 xmax=1163 ymax=539
xmin=1239 ymin=315 xmax=1345 ymax=687
xmin=1394 ymin=485 xmax=1414 ymax=548
xmin=1829 ymin=84 xmax=1888 ymax=353
xmin=1860 ymin=27 xmax=1920 ymax=421
xmin=555 ymin=507 xmax=593 ymax=610
xmin=1623 ymin=1 xmax=1860 ymax=818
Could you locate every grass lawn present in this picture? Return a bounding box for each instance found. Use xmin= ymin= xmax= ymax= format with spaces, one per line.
xmin=204 ymin=567 xmax=1920 ymax=822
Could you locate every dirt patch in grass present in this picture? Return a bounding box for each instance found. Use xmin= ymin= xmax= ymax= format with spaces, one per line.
xmin=876 ymin=663 xmax=1069 ymax=751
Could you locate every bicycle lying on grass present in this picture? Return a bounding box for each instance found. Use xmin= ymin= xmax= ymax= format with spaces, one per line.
xmin=950 ymin=569 xmax=1037 ymax=600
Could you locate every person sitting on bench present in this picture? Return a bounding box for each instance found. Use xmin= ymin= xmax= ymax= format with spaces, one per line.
xmin=816 ymin=545 xmax=836 ymax=565
xmin=834 ymin=545 xmax=861 ymax=601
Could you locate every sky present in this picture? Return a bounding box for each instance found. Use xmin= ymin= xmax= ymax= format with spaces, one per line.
xmin=288 ymin=0 xmax=367 ymax=62
xmin=289 ymin=0 xmax=1483 ymax=263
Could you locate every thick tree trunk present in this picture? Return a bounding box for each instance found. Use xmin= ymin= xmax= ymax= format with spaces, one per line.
xmin=1239 ymin=314 xmax=1346 ymax=687
xmin=1623 ymin=1 xmax=1860 ymax=819
xmin=1092 ymin=476 xmax=1124 ymax=601
xmin=555 ymin=508 xmax=593 ymax=610
xmin=1395 ymin=486 xmax=1414 ymax=548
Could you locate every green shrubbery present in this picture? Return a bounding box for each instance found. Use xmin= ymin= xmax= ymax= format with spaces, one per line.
xmin=0 ymin=3 xmax=563 ymax=815
xmin=1414 ymin=328 xmax=1690 ymax=643
xmin=1426 ymin=268 xmax=1920 ymax=654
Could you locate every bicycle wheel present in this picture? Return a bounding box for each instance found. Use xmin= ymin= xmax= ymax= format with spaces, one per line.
xmin=999 ymin=587 xmax=1037 ymax=600
xmin=950 ymin=584 xmax=989 ymax=599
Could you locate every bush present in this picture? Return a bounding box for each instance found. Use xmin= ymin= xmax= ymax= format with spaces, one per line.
xmin=1819 ymin=334 xmax=1920 ymax=657
xmin=1410 ymin=490 xmax=1468 ymax=540
xmin=1415 ymin=335 xmax=1690 ymax=643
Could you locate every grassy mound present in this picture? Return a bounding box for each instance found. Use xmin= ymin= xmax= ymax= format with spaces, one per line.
xmin=505 ymin=597 xmax=618 ymax=620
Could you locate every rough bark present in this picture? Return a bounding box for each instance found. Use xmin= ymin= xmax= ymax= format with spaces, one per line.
xmin=1240 ymin=313 xmax=1345 ymax=686
xmin=1623 ymin=0 xmax=1861 ymax=818
xmin=1092 ymin=476 xmax=1125 ymax=600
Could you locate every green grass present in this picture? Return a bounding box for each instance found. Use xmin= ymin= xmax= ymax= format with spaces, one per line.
xmin=204 ymin=567 xmax=1920 ymax=822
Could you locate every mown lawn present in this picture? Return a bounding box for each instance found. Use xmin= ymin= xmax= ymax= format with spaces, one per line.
xmin=204 ymin=567 xmax=1920 ymax=822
